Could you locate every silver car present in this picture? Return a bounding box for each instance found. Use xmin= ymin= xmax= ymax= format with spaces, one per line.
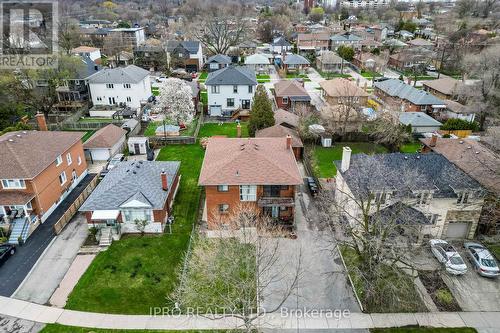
xmin=464 ymin=242 xmax=500 ymax=278
xmin=430 ymin=239 xmax=468 ymax=275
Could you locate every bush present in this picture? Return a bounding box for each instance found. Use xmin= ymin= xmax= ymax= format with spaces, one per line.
xmin=436 ymin=288 xmax=454 ymax=305
xmin=441 ymin=118 xmax=479 ymax=131
xmin=442 ymin=133 xmax=451 ymax=138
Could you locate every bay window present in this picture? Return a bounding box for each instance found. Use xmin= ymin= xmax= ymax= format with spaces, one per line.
xmin=122 ymin=209 xmax=153 ymax=223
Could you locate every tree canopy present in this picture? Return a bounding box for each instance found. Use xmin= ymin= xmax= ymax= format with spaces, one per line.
xmin=248 ymin=85 xmax=274 ymax=136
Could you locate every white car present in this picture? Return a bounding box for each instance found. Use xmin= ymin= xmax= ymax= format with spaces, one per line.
xmin=430 ymin=239 xmax=467 ymax=275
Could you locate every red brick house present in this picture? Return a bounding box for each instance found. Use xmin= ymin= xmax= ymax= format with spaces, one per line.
xmin=273 ymin=80 xmax=311 ymax=112
xmin=199 ymin=137 xmax=302 ymax=229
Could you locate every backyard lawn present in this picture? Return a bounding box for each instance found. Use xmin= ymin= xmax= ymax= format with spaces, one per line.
xmin=285 ymin=73 xmax=311 ymax=82
xmin=77 ymin=117 xmax=114 ymax=123
xmin=198 ymin=122 xmax=249 ymax=138
xmin=144 ymin=117 xmax=199 ymax=137
xmin=65 ymin=144 xmax=205 ymax=314
xmin=40 ymin=325 xmax=229 ymax=333
xmin=361 ymin=70 xmax=382 ymax=79
xmin=310 ymin=142 xmax=388 ymax=178
xmin=257 ymin=74 xmax=271 ymax=83
xmin=200 ymin=90 xmax=208 ymax=105
xmin=198 ymin=72 xmax=208 ymax=83
xmin=400 ymin=142 xmax=422 ymax=153
xmin=371 ymin=329 xmax=477 ymax=333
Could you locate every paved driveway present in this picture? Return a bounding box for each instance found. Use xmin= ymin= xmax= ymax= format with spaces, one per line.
xmin=12 ymin=214 xmax=88 ymax=304
xmin=0 ymin=174 xmax=95 ymax=297
xmin=0 ymin=314 xmax=43 ymax=333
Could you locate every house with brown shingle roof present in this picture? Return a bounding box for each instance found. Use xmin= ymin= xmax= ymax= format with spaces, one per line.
xmin=255 ymin=125 xmax=303 ymax=160
xmin=83 ymin=124 xmax=127 ymax=162
xmin=273 ymin=80 xmax=311 ymax=112
xmin=198 ymin=137 xmax=302 ymax=228
xmin=422 ymin=77 xmax=463 ymax=100
xmin=0 ymin=131 xmax=88 ymax=243
xmin=319 ymin=78 xmax=369 ymax=107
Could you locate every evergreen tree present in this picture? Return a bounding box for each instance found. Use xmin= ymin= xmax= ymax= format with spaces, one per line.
xmin=248 ymin=85 xmax=274 ymax=136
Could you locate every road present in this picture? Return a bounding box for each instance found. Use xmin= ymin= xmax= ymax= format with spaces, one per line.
xmin=0 ymin=174 xmax=95 ymax=297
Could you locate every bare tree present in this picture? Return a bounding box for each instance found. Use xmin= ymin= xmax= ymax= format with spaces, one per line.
xmin=193 ymin=17 xmax=246 ymax=55
xmin=58 ymin=18 xmax=80 ymax=54
xmin=134 ymin=219 xmax=149 ymax=236
xmin=369 ymin=117 xmax=411 ymax=152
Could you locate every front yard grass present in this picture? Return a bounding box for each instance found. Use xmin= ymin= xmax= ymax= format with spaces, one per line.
xmin=486 ymin=243 xmax=500 ymax=260
xmin=400 ymin=142 xmax=422 ymax=153
xmin=310 ymin=142 xmax=388 ymax=178
xmin=285 ymin=73 xmax=311 ymax=82
xmin=65 ymin=144 xmax=205 ymax=314
xmin=40 ymin=325 xmax=230 ymax=333
xmin=257 ymin=74 xmax=271 ymax=83
xmin=198 ymin=122 xmax=249 ymax=138
xmin=361 ymin=70 xmax=382 ymax=78
xmin=371 ymin=329 xmax=477 ymax=333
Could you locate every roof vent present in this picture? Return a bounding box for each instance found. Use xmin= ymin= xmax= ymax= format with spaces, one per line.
xmin=459 ymin=140 xmax=464 ymax=144
xmin=22 ymin=131 xmax=27 ymax=134
xmin=136 ymin=164 xmax=140 ymax=168
xmin=416 ymin=155 xmax=420 ymax=159
xmin=404 ymin=156 xmax=408 ymax=160
xmin=475 ymin=151 xmax=479 ymax=154
xmin=16 ymin=134 xmax=21 ymax=137
xmin=467 ymin=146 xmax=472 ymax=149
xmin=133 ymin=171 xmax=137 ymax=174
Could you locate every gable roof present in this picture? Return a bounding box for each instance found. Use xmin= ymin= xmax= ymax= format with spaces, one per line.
xmin=198 ymin=138 xmax=302 ymax=186
xmin=407 ymin=38 xmax=434 ymax=47
xmin=274 ymin=80 xmax=310 ymax=98
xmin=75 ymin=55 xmax=100 ymax=79
xmin=87 ymin=65 xmax=149 ymax=84
xmin=272 ymin=36 xmax=291 ymax=47
xmin=244 ymin=53 xmax=270 ymax=65
xmin=255 ymin=125 xmax=303 ymax=148
xmin=283 ymin=54 xmax=310 ymax=65
xmin=0 ymin=131 xmax=84 ymax=179
xmin=298 ymin=33 xmax=330 ymax=41
xmin=422 ymin=77 xmax=462 ymax=96
xmin=79 ymin=161 xmax=180 ymax=211
xmin=374 ymin=79 xmax=445 ymax=106
xmin=274 ymin=109 xmax=299 ymax=128
xmin=83 ymin=124 xmax=127 ymax=149
xmin=166 ymin=40 xmax=200 ymax=54
xmin=206 ymin=54 xmax=232 ymax=64
xmin=330 ymin=32 xmax=363 ymax=42
xmin=71 ymin=46 xmax=100 ymax=53
xmin=371 ymin=202 xmax=432 ymax=225
xmin=319 ymin=78 xmax=368 ymax=97
xmin=205 ymin=66 xmax=257 ymax=86
xmin=399 ymin=112 xmax=442 ymax=127
xmin=317 ymin=51 xmax=343 ymax=64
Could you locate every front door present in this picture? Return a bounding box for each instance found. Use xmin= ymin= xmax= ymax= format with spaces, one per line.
xmin=134 ymin=143 xmax=140 ymax=155
xmin=263 ymin=206 xmax=280 ymax=218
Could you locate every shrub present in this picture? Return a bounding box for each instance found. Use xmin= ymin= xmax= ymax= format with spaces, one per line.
xmin=442 ymin=133 xmax=451 ymax=138
xmin=436 ymin=288 xmax=453 ymax=305
xmin=441 ymin=118 xmax=479 ymax=131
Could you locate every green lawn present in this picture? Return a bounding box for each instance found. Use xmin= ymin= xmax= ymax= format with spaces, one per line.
xmin=310 ymin=143 xmax=388 ymax=178
xmin=361 ymin=70 xmax=382 ymax=78
xmin=257 ymin=74 xmax=271 ymax=83
xmin=144 ymin=117 xmax=199 ymax=137
xmin=152 ymin=86 xmax=160 ymax=96
xmin=65 ymin=144 xmax=205 ymax=314
xmin=486 ymin=243 xmax=500 ymax=260
xmin=198 ymin=72 xmax=208 ymax=83
xmin=371 ymin=329 xmax=477 ymax=333
xmin=400 ymin=142 xmax=422 ymax=153
xmin=77 ymin=117 xmax=114 ymax=123
xmin=40 ymin=325 xmax=230 ymax=333
xmin=200 ymin=90 xmax=207 ymax=105
xmin=198 ymin=122 xmax=249 ymax=138
xmin=286 ymin=73 xmax=311 ymax=82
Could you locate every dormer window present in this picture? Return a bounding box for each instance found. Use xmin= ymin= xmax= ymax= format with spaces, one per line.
xmin=457 ymin=192 xmax=470 ymax=204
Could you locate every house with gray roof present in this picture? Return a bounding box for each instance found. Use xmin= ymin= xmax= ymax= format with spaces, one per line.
xmin=166 ymin=40 xmax=203 ymax=72
xmin=80 ymin=161 xmax=180 ymax=237
xmin=283 ymin=54 xmax=310 ymax=72
xmin=374 ymin=79 xmax=446 ymax=113
xmin=399 ymin=112 xmax=442 ymax=134
xmin=330 ymin=32 xmax=363 ymax=50
xmin=206 ymin=54 xmax=232 ymax=72
xmin=271 ymin=36 xmax=292 ymax=54
xmin=205 ymin=66 xmax=257 ymax=117
xmin=87 ymin=65 xmax=152 ymax=112
xmin=334 ymin=147 xmax=485 ymax=240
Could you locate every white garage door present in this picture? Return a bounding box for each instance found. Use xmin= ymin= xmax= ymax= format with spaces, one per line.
xmin=210 ymin=105 xmax=222 ymax=116
xmin=446 ymin=222 xmax=470 ymax=239
xmin=90 ymin=149 xmax=111 ymax=161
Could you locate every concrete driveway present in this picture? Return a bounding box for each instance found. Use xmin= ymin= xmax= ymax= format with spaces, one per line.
xmin=12 ymin=214 xmax=88 ymax=304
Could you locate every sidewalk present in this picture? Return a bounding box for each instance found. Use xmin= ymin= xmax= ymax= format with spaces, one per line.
xmin=1 ymin=295 xmax=499 ymax=330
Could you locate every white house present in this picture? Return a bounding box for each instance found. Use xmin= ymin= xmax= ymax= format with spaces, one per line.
xmin=205 ymin=66 xmax=257 ymax=117
xmin=71 ymin=46 xmax=101 ymax=62
xmin=271 ymin=36 xmax=292 ymax=54
xmin=334 ymin=147 xmax=485 ymax=240
xmin=83 ymin=124 xmax=127 ymax=162
xmin=87 ymin=65 xmax=151 ymax=112
xmin=109 ymin=27 xmax=146 ymax=48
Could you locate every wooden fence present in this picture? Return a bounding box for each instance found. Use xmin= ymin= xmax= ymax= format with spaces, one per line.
xmin=53 ymin=175 xmax=99 ymax=235
xmin=148 ymin=136 xmax=196 ymax=148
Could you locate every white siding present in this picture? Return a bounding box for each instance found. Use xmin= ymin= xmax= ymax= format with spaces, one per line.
xmin=207 ymin=84 xmax=256 ymax=115
xmin=89 ymin=75 xmax=151 ymax=109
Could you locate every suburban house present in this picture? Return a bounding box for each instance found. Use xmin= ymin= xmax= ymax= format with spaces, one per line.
xmin=316 ymin=51 xmax=344 ymax=73
xmin=205 ymin=66 xmax=257 ymax=117
xmin=330 ymin=32 xmax=363 ymax=50
xmin=71 ymin=46 xmax=101 ymax=63
xmin=319 ymin=78 xmax=369 ymax=107
xmin=206 ymin=54 xmax=232 ymax=72
xmin=335 ymin=148 xmax=485 ymax=240
xmin=271 ymin=36 xmax=292 ymax=54
xmin=297 ymin=33 xmax=330 ymax=54
xmin=87 ymin=65 xmax=152 ymax=113
xmin=399 ymin=112 xmax=442 ymax=134
xmin=0 ymin=126 xmax=88 ymax=243
xmin=352 ymin=52 xmax=387 ymax=73
xmin=79 ymin=161 xmax=180 ymax=241
xmin=273 ymin=80 xmax=311 ymax=112
xmin=442 ymin=100 xmax=475 ymax=122
xmin=422 ymin=77 xmax=463 ymax=100
xmin=198 ymin=137 xmax=302 ymax=228
xmin=388 ymin=46 xmax=437 ymax=71
xmin=407 ymin=38 xmax=434 ymax=49
xmin=244 ymin=54 xmax=272 ymax=74
xmin=166 ymin=40 xmax=203 ymax=72
xmin=78 ymin=27 xmax=110 ymax=48
xmin=255 ymin=125 xmax=303 ymax=160
xmin=282 ymin=54 xmax=310 ymax=72
xmin=374 ymin=79 xmax=446 ymax=113
xmin=55 ymin=55 xmax=100 ymax=113
xmin=237 ymin=41 xmax=257 ymax=55
xmin=83 ymin=124 xmax=127 ymax=162
xmin=133 ymin=39 xmax=166 ymax=70
xmin=274 ymin=108 xmax=299 ymax=129
xmin=104 ymin=27 xmax=146 ymax=52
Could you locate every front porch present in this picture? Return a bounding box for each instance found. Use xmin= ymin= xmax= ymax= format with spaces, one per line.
xmin=0 ymin=195 xmax=39 ymax=244
xmin=258 ymin=196 xmax=295 ymax=228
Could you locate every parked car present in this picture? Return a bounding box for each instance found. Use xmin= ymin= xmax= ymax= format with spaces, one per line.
xmin=306 ymin=177 xmax=319 ymax=197
xmin=426 ymin=65 xmax=437 ymax=71
xmin=464 ymin=242 xmax=499 ymax=278
xmin=0 ymin=244 xmax=16 ymax=266
xmin=373 ymin=76 xmax=390 ymax=82
xmin=430 ymin=239 xmax=467 ymax=275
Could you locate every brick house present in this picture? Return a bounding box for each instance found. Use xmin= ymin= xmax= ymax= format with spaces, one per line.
xmin=0 ymin=122 xmax=88 ymax=243
xmin=79 ymin=161 xmax=180 ymax=238
xmin=273 ymin=80 xmax=311 ymax=112
xmin=256 ymin=126 xmax=303 ymax=160
xmin=297 ymin=33 xmax=330 ymax=54
xmin=166 ymin=40 xmax=203 ymax=72
xmin=199 ymin=137 xmax=302 ymax=228
xmin=421 ymin=77 xmax=463 ymax=101
xmin=388 ymin=46 xmax=437 ymax=71
xmin=319 ymin=78 xmax=369 ymax=107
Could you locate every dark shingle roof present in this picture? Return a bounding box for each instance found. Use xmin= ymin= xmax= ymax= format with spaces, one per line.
xmin=206 ymin=54 xmax=232 ymax=64
xmin=166 ymin=40 xmax=200 ymax=54
xmin=272 ymin=36 xmax=291 ymax=47
xmin=205 ymin=66 xmax=257 ymax=86
xmin=370 ymin=202 xmax=432 ymax=225
xmin=374 ymin=79 xmax=445 ymax=106
xmin=283 ymin=54 xmax=310 ymax=65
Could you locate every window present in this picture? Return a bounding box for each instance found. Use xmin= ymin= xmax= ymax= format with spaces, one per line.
xmin=122 ymin=209 xmax=152 ymax=223
xmin=457 ymin=192 xmax=470 ymax=204
xmin=211 ymin=85 xmax=220 ymax=94
xmin=26 ymin=201 xmax=32 ymax=209
xmin=78 ymin=156 xmax=82 ymax=165
xmin=263 ymin=185 xmax=281 ymax=197
xmin=242 ymin=100 xmax=251 ymax=109
xmin=217 ymin=185 xmax=229 ymax=192
xmin=233 ymin=85 xmax=238 ymax=93
xmin=419 ymin=192 xmax=431 ymax=205
xmin=248 ymin=85 xmax=253 ymax=93
xmin=240 ymin=185 xmax=257 ymax=201
xmin=280 ymin=185 xmax=289 ymax=190
xmin=97 ymin=96 xmax=102 ymax=101
xmin=106 ymin=83 xmax=114 ymax=89
xmin=1 ymin=179 xmax=26 ymax=189
xmin=124 ymin=83 xmax=131 ymax=89
xmin=59 ymin=172 xmax=67 ymax=185
xmin=126 ymin=97 xmax=132 ymax=102
xmin=282 ymin=97 xmax=289 ymax=104
xmin=55 ymin=155 xmax=63 ymax=166
xmin=219 ymin=204 xmax=229 ymax=213
xmin=420 ymin=105 xmax=427 ymax=111
xmin=227 ymin=98 xmax=234 ymax=107
xmin=66 ymin=153 xmax=72 ymax=165
xmin=428 ymin=214 xmax=439 ymax=224
xmin=178 ymin=53 xmax=183 ymax=58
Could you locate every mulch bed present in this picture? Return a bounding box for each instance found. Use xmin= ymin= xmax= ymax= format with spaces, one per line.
xmin=419 ymin=270 xmax=461 ymax=312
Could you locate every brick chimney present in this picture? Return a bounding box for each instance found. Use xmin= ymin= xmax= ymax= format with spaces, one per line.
xmin=237 ymin=123 xmax=242 ymax=138
xmin=286 ymin=135 xmax=292 ymax=150
xmin=161 ymin=169 xmax=168 ymax=191
xmin=341 ymin=146 xmax=352 ymax=172
xmin=35 ymin=113 xmax=48 ymax=131
xmin=429 ymin=134 xmax=438 ymax=147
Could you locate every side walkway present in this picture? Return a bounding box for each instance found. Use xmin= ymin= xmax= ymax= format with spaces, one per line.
xmin=0 ymin=296 xmax=499 ymax=330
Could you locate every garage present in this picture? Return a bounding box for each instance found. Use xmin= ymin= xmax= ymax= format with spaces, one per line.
xmin=445 ymin=221 xmax=471 ymax=239
xmin=209 ymin=105 xmax=222 ymax=116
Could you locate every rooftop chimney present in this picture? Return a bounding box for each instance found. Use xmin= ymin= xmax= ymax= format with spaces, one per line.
xmin=161 ymin=169 xmax=168 ymax=191
xmin=429 ymin=134 xmax=437 ymax=147
xmin=286 ymin=135 xmax=292 ymax=150
xmin=35 ymin=113 xmax=48 ymax=131
xmin=237 ymin=123 xmax=242 ymax=138
xmin=341 ymin=146 xmax=352 ymax=173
